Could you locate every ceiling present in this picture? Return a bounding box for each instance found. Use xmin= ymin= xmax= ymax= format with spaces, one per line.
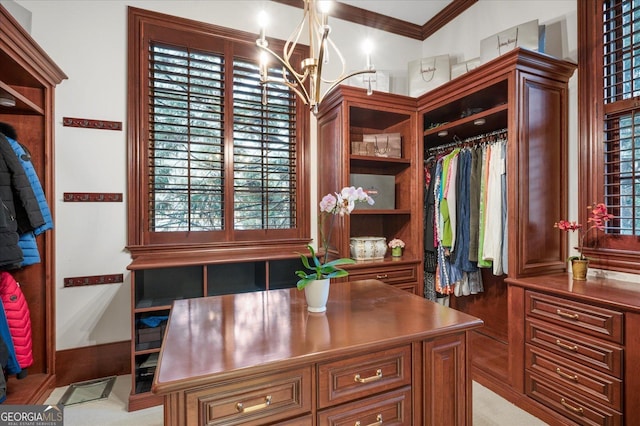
xmin=273 ymin=0 xmax=477 ymax=40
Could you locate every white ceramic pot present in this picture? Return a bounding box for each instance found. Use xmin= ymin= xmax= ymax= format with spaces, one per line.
xmin=349 ymin=237 xmax=387 ymax=261
xmin=304 ymin=278 xmax=330 ymax=313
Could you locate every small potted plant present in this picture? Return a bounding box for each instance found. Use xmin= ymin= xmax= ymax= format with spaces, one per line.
xmin=554 ymin=202 xmax=614 ymax=280
xmin=388 ymin=238 xmax=405 ymax=257
xmin=296 ymin=186 xmax=374 ymax=312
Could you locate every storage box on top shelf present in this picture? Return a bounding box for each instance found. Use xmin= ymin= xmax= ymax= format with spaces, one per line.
xmin=480 ymin=19 xmax=546 ymax=64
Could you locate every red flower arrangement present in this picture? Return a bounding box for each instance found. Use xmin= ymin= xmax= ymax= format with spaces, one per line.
xmin=554 ymin=202 xmax=614 ymax=260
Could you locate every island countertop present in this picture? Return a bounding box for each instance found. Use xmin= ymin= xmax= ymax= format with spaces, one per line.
xmin=153 ymin=279 xmax=482 ymax=394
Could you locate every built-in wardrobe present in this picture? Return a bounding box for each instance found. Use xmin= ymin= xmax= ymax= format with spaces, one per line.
xmin=417 ymin=48 xmax=576 ymax=418
xmin=0 ymin=5 xmax=66 ymax=403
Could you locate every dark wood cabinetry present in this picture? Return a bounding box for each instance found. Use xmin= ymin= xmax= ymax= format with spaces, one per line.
xmin=417 ymin=48 xmax=576 ymax=395
xmin=316 ymin=86 xmax=422 ymax=294
xmin=152 ymin=280 xmax=482 ymax=425
xmin=0 ymin=5 xmax=66 ymax=403
xmin=508 ymin=274 xmax=640 ymax=425
xmin=127 ymin=257 xmax=304 ymax=411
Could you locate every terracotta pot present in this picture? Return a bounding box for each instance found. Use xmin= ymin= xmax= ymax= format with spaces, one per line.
xmin=304 ymin=278 xmax=330 ymax=312
xmin=571 ymin=259 xmax=589 ymax=281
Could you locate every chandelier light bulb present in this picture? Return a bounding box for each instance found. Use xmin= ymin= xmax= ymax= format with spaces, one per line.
xmin=317 ymin=1 xmax=332 ymax=14
xmin=362 ymin=39 xmax=373 ymax=69
xmin=257 ymin=10 xmax=268 ymax=43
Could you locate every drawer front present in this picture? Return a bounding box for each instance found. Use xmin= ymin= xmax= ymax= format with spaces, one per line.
xmin=347 ymin=264 xmax=417 ymax=286
xmin=318 ymin=386 xmax=412 ymax=426
xmin=525 ymin=344 xmax=622 ymax=410
xmin=318 ymin=345 xmax=412 ymax=408
xmin=526 ymin=318 xmax=623 ymax=378
xmin=526 ymin=291 xmax=623 ymax=343
xmin=185 ymin=367 xmax=312 ymax=426
xmin=526 ymin=371 xmax=622 ymax=426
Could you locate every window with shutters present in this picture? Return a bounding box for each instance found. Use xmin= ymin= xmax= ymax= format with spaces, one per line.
xmin=579 ymin=0 xmax=640 ymax=272
xmin=127 ymin=8 xmax=310 ymax=259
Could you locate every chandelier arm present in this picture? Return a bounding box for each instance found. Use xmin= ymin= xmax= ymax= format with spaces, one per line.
xmin=261 ymin=79 xmax=311 ymax=106
xmin=314 ymin=27 xmax=331 ymax=107
xmin=319 ymin=68 xmax=376 ymax=104
xmin=258 ymin=42 xmax=308 ymax=82
xmin=283 ymin=7 xmax=308 ymax=66
xmin=257 ymin=42 xmax=313 ymax=105
xmin=319 ymin=36 xmax=348 ymax=84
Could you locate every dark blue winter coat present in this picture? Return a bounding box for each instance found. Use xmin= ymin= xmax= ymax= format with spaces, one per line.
xmin=4 ymin=135 xmax=53 ymax=266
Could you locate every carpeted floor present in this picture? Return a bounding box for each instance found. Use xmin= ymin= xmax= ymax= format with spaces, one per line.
xmin=44 ymin=376 xmax=548 ymax=425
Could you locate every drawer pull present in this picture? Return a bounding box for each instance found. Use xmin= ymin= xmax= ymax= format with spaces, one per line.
xmin=555 ymin=339 xmax=578 ymax=352
xmin=376 ymin=274 xmax=389 ymax=280
xmin=354 ymin=369 xmax=383 ymax=384
xmin=355 ymin=414 xmax=382 ymax=426
xmin=560 ymin=398 xmax=584 ymax=415
xmin=556 ymin=367 xmax=579 ymax=382
xmin=556 ymin=309 xmax=579 ymax=320
xmin=235 ymin=395 xmax=272 ymax=413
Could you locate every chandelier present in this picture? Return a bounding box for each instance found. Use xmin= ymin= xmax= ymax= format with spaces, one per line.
xmin=256 ymin=0 xmax=375 ymax=114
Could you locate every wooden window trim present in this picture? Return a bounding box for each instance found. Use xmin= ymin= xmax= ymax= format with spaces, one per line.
xmin=126 ymin=7 xmax=311 ymax=264
xmin=578 ymin=0 xmax=640 ymax=273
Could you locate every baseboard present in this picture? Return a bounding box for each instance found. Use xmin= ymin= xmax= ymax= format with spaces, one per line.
xmin=55 ymin=340 xmax=131 ymax=387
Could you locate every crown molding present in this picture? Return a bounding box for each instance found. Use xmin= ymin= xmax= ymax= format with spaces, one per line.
xmin=272 ymin=0 xmax=477 ymax=41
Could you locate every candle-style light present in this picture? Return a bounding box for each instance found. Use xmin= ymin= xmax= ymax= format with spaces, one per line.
xmin=256 ymin=0 xmax=375 ymax=114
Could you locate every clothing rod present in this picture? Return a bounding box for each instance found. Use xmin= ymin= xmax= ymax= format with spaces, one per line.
xmin=426 ymin=127 xmax=508 ymax=155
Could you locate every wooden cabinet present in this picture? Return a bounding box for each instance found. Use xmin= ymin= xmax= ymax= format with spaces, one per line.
xmin=416 ymin=48 xmax=576 ymax=394
xmin=344 ymin=260 xmax=421 ymax=295
xmin=0 ymin=5 xmax=66 ymax=403
xmin=508 ymin=273 xmax=640 ymax=425
xmin=152 ymin=280 xmax=483 ymax=425
xmin=316 ymin=87 xmax=422 ymax=293
xmin=127 ymin=257 xmax=303 ymax=411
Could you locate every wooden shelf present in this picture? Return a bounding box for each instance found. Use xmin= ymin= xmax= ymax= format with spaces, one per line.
xmin=0 ymin=80 xmax=44 ymax=115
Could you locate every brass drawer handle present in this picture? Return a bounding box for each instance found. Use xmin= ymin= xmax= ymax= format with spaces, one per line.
xmin=354 ymin=369 xmax=383 ymax=384
xmin=236 ymin=395 xmax=272 ymax=413
xmin=376 ymin=274 xmax=388 ymax=280
xmin=560 ymin=398 xmax=584 ymax=415
xmin=555 ymin=339 xmax=578 ymax=352
xmin=556 ymin=367 xmax=579 ymax=382
xmin=355 ymin=414 xmax=383 ymax=426
xmin=556 ymin=309 xmax=579 ymax=320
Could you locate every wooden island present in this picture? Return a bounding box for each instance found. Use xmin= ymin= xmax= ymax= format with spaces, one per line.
xmin=152 ymin=279 xmax=483 ymax=425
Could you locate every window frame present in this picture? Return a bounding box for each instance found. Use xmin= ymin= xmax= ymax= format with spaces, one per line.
xmin=126 ymin=7 xmax=311 ymax=263
xmin=579 ymin=0 xmax=640 ymax=273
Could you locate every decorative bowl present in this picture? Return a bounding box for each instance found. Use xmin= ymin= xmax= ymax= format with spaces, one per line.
xmin=350 ymin=237 xmax=387 ymax=261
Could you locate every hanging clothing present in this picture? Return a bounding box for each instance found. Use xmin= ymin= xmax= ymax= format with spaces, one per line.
xmin=0 ymin=272 xmax=33 ymax=370
xmin=2 ymin=131 xmax=54 ymax=267
xmin=423 ymin=129 xmax=508 ymax=298
xmin=477 ymin=144 xmax=492 ymax=269
xmin=482 ymin=140 xmax=506 ymax=275
xmin=468 ymin=147 xmax=481 ymax=262
xmin=0 ymin=134 xmax=44 ymax=270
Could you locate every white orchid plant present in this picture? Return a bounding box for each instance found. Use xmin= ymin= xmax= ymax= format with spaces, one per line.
xmin=296 ymin=186 xmax=374 ymax=289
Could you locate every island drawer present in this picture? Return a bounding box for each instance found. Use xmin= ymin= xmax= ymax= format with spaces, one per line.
xmin=525 ymin=290 xmax=623 ymax=343
xmin=318 ymin=386 xmax=412 ymax=425
xmin=185 ymin=367 xmax=312 ymax=425
xmin=526 ymin=318 xmax=623 ymax=378
xmin=318 ymin=345 xmax=411 ymax=408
